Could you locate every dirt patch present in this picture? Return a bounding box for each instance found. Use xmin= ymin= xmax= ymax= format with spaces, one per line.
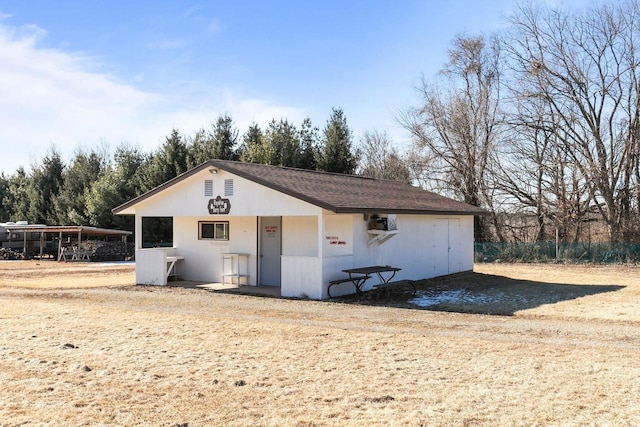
xmin=0 ymin=260 xmax=135 ymax=289
xmin=0 ymin=262 xmax=639 ymax=425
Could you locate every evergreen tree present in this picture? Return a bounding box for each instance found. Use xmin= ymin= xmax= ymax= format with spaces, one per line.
xmin=112 ymin=145 xmax=147 ymax=198
xmin=265 ymin=118 xmax=301 ymax=167
xmin=142 ymin=128 xmax=188 ymax=191
xmin=0 ymin=173 xmax=8 ymax=222
xmin=2 ymin=167 xmax=29 ymax=221
xmin=54 ymin=148 xmax=106 ymax=225
xmin=318 ymin=107 xmax=357 ymax=174
xmin=187 ymin=115 xmax=239 ymax=166
xmin=239 ymin=123 xmax=268 ymax=164
xmin=298 ymin=117 xmax=319 ymax=170
xmin=85 ymin=145 xmax=146 ymax=230
xmin=26 ymin=150 xmax=64 ymax=224
xmin=210 ymin=114 xmax=239 ymax=160
xmin=186 ymin=128 xmax=211 ymax=168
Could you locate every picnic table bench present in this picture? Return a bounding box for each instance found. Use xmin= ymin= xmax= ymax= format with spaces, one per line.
xmin=328 ymin=275 xmax=370 ymax=299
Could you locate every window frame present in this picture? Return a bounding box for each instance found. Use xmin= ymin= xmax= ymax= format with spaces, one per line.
xmin=198 ymin=221 xmax=230 ymax=241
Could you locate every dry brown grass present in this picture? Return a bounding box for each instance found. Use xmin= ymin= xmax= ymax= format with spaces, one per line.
xmin=0 ymin=260 xmax=134 ymax=289
xmin=0 ymin=261 xmax=639 ymax=426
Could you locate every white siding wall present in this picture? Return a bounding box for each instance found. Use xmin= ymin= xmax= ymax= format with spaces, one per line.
xmin=281 ymin=256 xmax=322 ymax=299
xmin=282 ymin=216 xmax=317 ymax=256
xmin=282 ymin=214 xmax=473 ymax=298
xmin=171 ymin=216 xmax=257 ymax=285
xmin=351 ymin=214 xmax=474 ymax=285
xmin=323 ymin=214 xmax=354 ymax=257
xmin=280 ymin=216 xmax=322 ymax=298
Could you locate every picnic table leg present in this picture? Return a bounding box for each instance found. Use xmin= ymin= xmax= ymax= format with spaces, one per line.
xmin=376 ymin=270 xmax=398 ymax=284
xmin=354 ymin=277 xmax=364 ymax=299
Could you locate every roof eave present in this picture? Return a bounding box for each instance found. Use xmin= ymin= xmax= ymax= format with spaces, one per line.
xmin=333 ymin=207 xmax=486 ymax=215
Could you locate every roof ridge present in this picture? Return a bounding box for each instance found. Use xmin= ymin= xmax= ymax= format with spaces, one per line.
xmin=209 ymin=159 xmax=378 ymax=181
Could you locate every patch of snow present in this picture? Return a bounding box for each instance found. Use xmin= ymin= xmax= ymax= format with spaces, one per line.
xmin=409 ymin=289 xmax=530 ymax=308
xmin=93 ymin=261 xmax=135 ymax=267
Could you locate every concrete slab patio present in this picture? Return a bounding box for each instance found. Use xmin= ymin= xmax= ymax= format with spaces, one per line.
xmin=166 ymin=280 xmax=282 ymax=298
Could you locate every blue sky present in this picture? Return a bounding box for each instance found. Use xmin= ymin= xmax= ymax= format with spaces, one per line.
xmin=0 ymin=0 xmax=589 ymax=174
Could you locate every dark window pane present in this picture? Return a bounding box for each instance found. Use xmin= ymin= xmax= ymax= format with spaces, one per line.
xmin=142 ymin=217 xmax=173 ymax=248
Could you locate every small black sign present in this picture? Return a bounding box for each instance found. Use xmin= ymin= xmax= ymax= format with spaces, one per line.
xmin=208 ymin=196 xmax=231 ymax=215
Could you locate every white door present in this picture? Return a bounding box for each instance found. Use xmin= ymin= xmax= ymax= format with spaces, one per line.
xmin=259 ymin=217 xmax=281 ymax=286
xmin=433 ymin=219 xmax=449 ymax=276
xmin=432 ymin=218 xmax=461 ymax=276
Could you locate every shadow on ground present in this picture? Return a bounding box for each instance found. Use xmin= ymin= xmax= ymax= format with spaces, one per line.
xmin=342 ymin=271 xmax=625 ymax=316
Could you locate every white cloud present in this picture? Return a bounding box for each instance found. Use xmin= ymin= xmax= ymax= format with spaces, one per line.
xmin=0 ymin=24 xmax=155 ymax=171
xmin=0 ymin=22 xmax=303 ymax=174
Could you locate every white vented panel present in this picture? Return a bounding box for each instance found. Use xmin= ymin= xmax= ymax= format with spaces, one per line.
xmin=225 ymin=179 xmax=234 ymax=196
xmin=204 ymin=180 xmax=213 ymax=197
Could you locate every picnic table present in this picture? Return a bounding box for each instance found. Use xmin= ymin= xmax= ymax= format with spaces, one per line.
xmin=58 ymin=246 xmax=91 ymax=262
xmin=328 ymin=265 xmax=402 ymax=298
xmin=343 ymin=265 xmax=401 ymax=285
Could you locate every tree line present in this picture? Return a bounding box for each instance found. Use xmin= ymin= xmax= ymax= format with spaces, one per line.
xmin=0 ymin=107 xmax=409 ymax=232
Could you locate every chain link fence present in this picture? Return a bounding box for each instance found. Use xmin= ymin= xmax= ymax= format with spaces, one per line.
xmin=475 ymin=242 xmax=640 ymax=263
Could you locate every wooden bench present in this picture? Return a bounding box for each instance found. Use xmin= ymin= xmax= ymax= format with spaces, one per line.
xmin=372 ymin=280 xmax=416 ymax=302
xmin=328 ymin=275 xmax=370 ymax=299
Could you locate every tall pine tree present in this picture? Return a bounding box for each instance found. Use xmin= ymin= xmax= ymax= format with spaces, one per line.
xmin=298 ymin=117 xmax=319 ymax=170
xmin=54 ymin=148 xmax=106 ymax=225
xmin=210 ymin=114 xmax=239 ymax=160
xmin=265 ymin=119 xmax=301 ymax=167
xmin=27 ymin=149 xmax=64 ymax=224
xmin=239 ymin=123 xmax=268 ymax=164
xmin=318 ymin=107 xmax=357 ymax=174
xmin=142 ymin=128 xmax=188 ymax=191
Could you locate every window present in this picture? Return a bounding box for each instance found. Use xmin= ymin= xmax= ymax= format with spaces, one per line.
xmin=199 ymin=221 xmax=229 ymax=240
xmin=142 ymin=217 xmax=173 ymax=248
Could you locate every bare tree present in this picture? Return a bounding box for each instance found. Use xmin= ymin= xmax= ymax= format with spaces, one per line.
xmin=401 ymin=35 xmax=503 ymax=241
xmin=357 ymin=130 xmax=411 ymax=183
xmin=503 ymin=1 xmax=640 ymax=242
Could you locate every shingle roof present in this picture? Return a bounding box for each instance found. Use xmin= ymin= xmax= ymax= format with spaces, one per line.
xmin=112 ymin=159 xmax=485 ymax=215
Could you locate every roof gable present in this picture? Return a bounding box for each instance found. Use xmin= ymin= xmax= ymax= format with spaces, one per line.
xmin=112 ymin=160 xmax=485 ymax=216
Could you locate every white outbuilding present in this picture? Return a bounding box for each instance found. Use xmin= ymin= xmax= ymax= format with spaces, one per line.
xmin=112 ymin=160 xmax=484 ymax=299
